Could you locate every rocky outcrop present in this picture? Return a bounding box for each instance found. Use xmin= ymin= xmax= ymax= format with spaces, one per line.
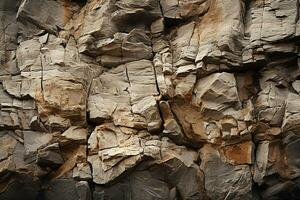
xmin=1 ymin=0 xmax=300 ymax=199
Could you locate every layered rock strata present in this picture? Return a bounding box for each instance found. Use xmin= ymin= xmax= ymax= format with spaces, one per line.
xmin=1 ymin=0 xmax=300 ymax=199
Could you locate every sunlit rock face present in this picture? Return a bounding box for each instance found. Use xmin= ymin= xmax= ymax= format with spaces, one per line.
xmin=1 ymin=0 xmax=300 ymax=199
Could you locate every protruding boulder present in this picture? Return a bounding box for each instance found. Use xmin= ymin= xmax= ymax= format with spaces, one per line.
xmin=17 ymin=0 xmax=74 ymax=34
xmin=192 ymin=72 xmax=240 ymax=116
xmin=87 ymin=123 xmax=199 ymax=185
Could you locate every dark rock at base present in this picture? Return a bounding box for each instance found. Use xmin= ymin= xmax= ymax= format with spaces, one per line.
xmin=0 ymin=174 xmax=41 ymax=200
xmin=93 ymin=158 xmax=205 ymax=200
xmin=42 ymin=179 xmax=91 ymax=200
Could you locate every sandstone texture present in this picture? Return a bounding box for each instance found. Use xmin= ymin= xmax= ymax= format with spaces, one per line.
xmin=1 ymin=0 xmax=300 ymax=199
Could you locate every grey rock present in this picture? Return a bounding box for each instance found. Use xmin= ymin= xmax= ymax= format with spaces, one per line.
xmin=76 ymin=181 xmax=92 ymax=200
xmin=73 ymin=163 xmax=92 ymax=181
xmin=17 ymin=0 xmax=74 ymax=34
xmin=282 ymin=93 xmax=300 ymax=132
xmin=23 ymin=131 xmax=52 ymax=157
xmin=93 ymin=157 xmax=204 ymax=200
xmin=0 ymin=174 xmax=41 ymax=200
xmin=36 ymin=143 xmax=64 ymax=167
xmin=262 ymin=181 xmax=300 ymax=200
xmin=43 ymin=179 xmax=89 ymax=200
xmin=200 ymin=144 xmax=256 ymax=200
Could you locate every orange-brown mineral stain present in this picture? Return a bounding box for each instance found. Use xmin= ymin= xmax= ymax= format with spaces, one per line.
xmin=223 ymin=141 xmax=253 ymax=164
xmin=62 ymin=0 xmax=72 ymax=26
xmin=197 ymin=0 xmax=222 ymax=42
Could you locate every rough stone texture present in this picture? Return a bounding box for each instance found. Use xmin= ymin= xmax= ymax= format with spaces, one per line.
xmin=1 ymin=0 xmax=300 ymax=199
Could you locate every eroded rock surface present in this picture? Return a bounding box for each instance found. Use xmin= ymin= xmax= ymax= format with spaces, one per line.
xmin=1 ymin=0 xmax=300 ymax=199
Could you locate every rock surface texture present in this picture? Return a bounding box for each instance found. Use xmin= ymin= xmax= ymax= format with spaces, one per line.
xmin=1 ymin=0 xmax=300 ymax=199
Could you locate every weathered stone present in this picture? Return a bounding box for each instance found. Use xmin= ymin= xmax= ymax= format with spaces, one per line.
xmin=282 ymin=93 xmax=300 ymax=132
xmin=262 ymin=180 xmax=300 ymax=200
xmin=1 ymin=0 xmax=300 ymax=198
xmin=159 ymin=101 xmax=186 ymax=144
xmin=200 ymin=144 xmax=256 ymax=200
xmin=132 ymin=96 xmax=162 ymax=133
xmin=292 ymin=80 xmax=300 ymax=94
xmin=160 ymin=0 xmax=209 ymax=19
xmin=87 ymin=123 xmax=199 ymax=185
xmin=87 ymin=124 xmax=145 ymax=184
xmin=51 ymin=144 xmax=87 ymax=179
xmin=36 ymin=143 xmax=64 ymax=168
xmin=88 ymin=60 xmax=159 ymax=130
xmin=253 ymin=140 xmax=285 ymax=185
xmin=222 ymin=140 xmax=254 ymax=165
xmin=192 ymin=72 xmax=240 ymax=116
xmin=0 ymin=174 xmax=41 ymax=200
xmin=43 ymin=179 xmax=91 ymax=200
xmin=283 ymin=133 xmax=300 ymax=179
xmin=93 ymin=157 xmax=204 ymax=200
xmin=60 ymin=126 xmax=87 ymax=145
xmin=76 ymin=181 xmax=92 ymax=200
xmin=73 ymin=163 xmax=92 ymax=181
xmin=17 ymin=0 xmax=74 ymax=34
xmin=0 ymin=134 xmax=18 ymax=161
xmin=23 ymin=131 xmax=52 ymax=157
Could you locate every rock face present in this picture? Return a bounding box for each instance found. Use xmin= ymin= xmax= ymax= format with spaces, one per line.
xmin=1 ymin=0 xmax=300 ymax=199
